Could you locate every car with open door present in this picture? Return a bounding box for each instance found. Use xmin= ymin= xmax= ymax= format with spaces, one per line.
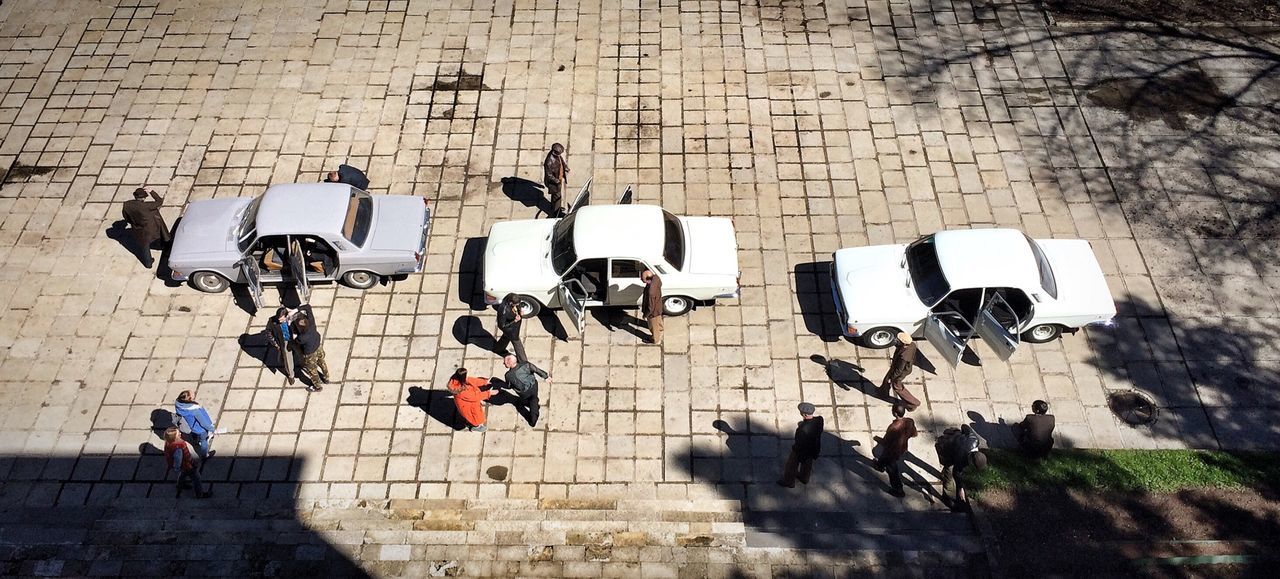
xmin=167 ymin=182 xmax=430 ymax=307
xmin=481 ymin=179 xmax=740 ymax=334
xmin=829 ymin=229 xmax=1116 ymax=366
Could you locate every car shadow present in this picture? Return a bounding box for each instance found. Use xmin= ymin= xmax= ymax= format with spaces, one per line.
xmin=451 ymin=315 xmax=501 ymax=353
xmin=809 ymin=354 xmax=899 ymax=404
xmin=536 ymin=308 xmax=569 ymax=341
xmin=589 ymin=307 xmax=648 ymax=341
xmin=406 ymin=386 xmax=463 ymax=430
xmin=457 ymin=237 xmax=487 ymax=310
xmin=500 ymin=176 xmax=552 ymax=218
xmin=914 ymin=347 xmax=938 ymax=375
xmin=793 ymin=262 xmax=845 ymax=342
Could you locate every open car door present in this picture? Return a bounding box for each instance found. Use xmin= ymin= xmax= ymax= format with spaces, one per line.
xmin=922 ymin=312 xmax=970 ymax=368
xmin=974 ymin=293 xmax=1020 ymax=362
xmin=618 ymin=184 xmax=633 ymax=205
xmin=557 ymin=279 xmax=589 ymax=336
xmin=288 ymin=239 xmax=311 ymax=304
xmin=568 ymin=177 xmax=592 ymax=215
xmin=238 ymin=257 xmax=264 ymax=310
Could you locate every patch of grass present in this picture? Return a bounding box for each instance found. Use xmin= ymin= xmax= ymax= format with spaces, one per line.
xmin=970 ymin=449 xmax=1280 ymax=494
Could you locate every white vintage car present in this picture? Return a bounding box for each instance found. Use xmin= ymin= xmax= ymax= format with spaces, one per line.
xmin=482 ymin=179 xmax=740 ymax=333
xmin=830 ymin=229 xmax=1116 ymax=365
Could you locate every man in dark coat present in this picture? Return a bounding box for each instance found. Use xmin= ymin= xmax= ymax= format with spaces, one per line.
xmin=501 ymin=354 xmax=550 ymax=427
xmin=543 ymin=143 xmax=569 ymax=216
xmin=325 ymin=164 xmax=370 ymax=191
xmin=122 ymin=187 xmax=170 ymax=268
xmin=641 ymin=270 xmax=664 ymax=345
xmin=880 ymin=332 xmax=921 ymax=411
xmin=265 ymin=307 xmax=299 ymax=385
xmin=292 ymin=304 xmax=329 ymax=392
xmin=1012 ymin=400 xmax=1055 ymax=458
xmin=936 ymin=424 xmax=987 ymax=510
xmin=494 ymin=294 xmax=527 ymax=363
xmin=778 ymin=402 xmax=824 ymax=487
xmin=873 ymin=404 xmax=918 ymax=497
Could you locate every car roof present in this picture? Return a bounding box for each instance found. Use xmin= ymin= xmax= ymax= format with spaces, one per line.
xmin=255 ymin=183 xmax=353 ymax=237
xmin=572 ymin=204 xmax=666 ymax=261
xmin=933 ymin=229 xmax=1042 ymax=291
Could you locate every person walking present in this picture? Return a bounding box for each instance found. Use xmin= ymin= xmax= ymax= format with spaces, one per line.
xmin=879 ymin=332 xmax=921 ymax=411
xmin=293 ymin=304 xmax=329 ymax=392
xmin=542 ymin=143 xmax=569 ymax=217
xmin=1012 ymin=400 xmax=1055 ymax=458
xmin=501 ymin=354 xmax=550 ymax=427
xmin=873 ymin=404 xmax=918 ymax=497
xmin=121 ymin=187 xmax=171 ymax=268
xmin=164 ymin=427 xmax=210 ymax=498
xmin=266 ymin=307 xmax=299 ymax=385
xmin=935 ymin=424 xmax=987 ymax=511
xmin=448 ymin=367 xmax=494 ymax=432
xmin=324 ymin=164 xmax=370 ymax=191
xmin=641 ymin=270 xmax=664 ymax=346
xmin=494 ymin=293 xmax=527 ymax=363
xmin=174 ymin=390 xmax=217 ymax=462
xmin=777 ymin=402 xmax=824 ymax=488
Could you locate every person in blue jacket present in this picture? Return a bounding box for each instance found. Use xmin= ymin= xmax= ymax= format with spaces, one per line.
xmin=324 ymin=164 xmax=370 ymax=191
xmin=175 ymin=390 xmax=217 ymax=462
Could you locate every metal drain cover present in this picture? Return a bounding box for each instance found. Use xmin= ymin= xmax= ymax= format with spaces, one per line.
xmin=1108 ymin=390 xmax=1158 ymax=426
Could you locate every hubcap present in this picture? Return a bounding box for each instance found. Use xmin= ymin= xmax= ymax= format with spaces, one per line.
xmin=666 ymin=297 xmax=686 ymax=311
xmin=1032 ymin=325 xmax=1055 ymax=340
xmin=519 ymin=301 xmax=535 ymax=316
xmin=870 ymin=331 xmax=893 ymax=346
xmin=350 ymin=273 xmax=371 ymax=284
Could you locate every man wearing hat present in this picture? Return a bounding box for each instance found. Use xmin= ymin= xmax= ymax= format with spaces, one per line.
xmin=880 ymin=332 xmax=922 ymax=411
xmin=542 ymin=143 xmax=569 ymax=217
xmin=122 ymin=186 xmax=171 ymax=268
xmin=777 ymin=402 xmax=824 ymax=488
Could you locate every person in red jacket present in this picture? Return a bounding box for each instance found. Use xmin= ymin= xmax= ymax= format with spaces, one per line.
xmin=164 ymin=427 xmax=210 ymax=498
xmin=873 ymin=404 xmax=918 ymax=497
xmin=448 ymin=368 xmax=494 ymax=432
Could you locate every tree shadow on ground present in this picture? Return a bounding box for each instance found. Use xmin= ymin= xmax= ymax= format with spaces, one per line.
xmin=406 ymin=385 xmax=462 ymax=430
xmin=0 ymin=454 xmax=370 ymax=576
xmin=499 ymin=176 xmax=553 ymax=218
xmin=456 ymin=237 xmax=487 ymax=310
xmin=792 ymin=262 xmax=846 ymax=342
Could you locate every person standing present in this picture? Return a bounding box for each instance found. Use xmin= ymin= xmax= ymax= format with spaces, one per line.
xmin=777 ymin=402 xmax=824 ymax=488
xmin=324 ymin=164 xmax=370 ymax=191
xmin=293 ymin=304 xmax=329 ymax=392
xmin=501 ymin=354 xmax=550 ymax=427
xmin=1012 ymin=400 xmax=1055 ymax=458
xmin=935 ymin=424 xmax=987 ymax=511
xmin=266 ymin=307 xmax=299 ymax=385
xmin=121 ymin=187 xmax=171 ymax=268
xmin=873 ymin=404 xmax=918 ymax=497
xmin=542 ymin=143 xmax=569 ymax=217
xmin=880 ymin=332 xmax=921 ymax=411
xmin=494 ymin=293 xmax=527 ymax=363
xmin=164 ymin=427 xmax=210 ymax=498
xmin=448 ymin=367 xmax=494 ymax=432
xmin=174 ymin=390 xmax=217 ymax=462
xmin=641 ymin=270 xmax=664 ymax=346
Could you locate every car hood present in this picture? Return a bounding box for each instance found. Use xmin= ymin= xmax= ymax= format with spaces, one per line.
xmin=368 ymin=196 xmax=429 ymax=252
xmin=169 ymin=198 xmax=251 ymax=259
xmin=1035 ymin=239 xmax=1117 ymax=318
xmin=483 ymin=219 xmax=558 ymax=291
xmin=833 ymin=244 xmax=929 ymax=324
xmin=681 ymin=217 xmax=739 ymax=276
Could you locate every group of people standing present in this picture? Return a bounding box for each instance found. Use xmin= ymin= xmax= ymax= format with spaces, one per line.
xmin=163 ymin=390 xmax=219 ymax=499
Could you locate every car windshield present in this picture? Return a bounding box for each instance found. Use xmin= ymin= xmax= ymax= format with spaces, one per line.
xmin=343 ymin=189 xmax=374 ymax=247
xmin=1025 ymin=235 xmax=1058 ymax=299
xmin=235 ymin=196 xmax=263 ymax=253
xmin=906 ymin=235 xmax=951 ymax=306
xmin=550 ymin=212 xmax=579 ymax=275
xmin=662 ymin=210 xmax=685 ymax=271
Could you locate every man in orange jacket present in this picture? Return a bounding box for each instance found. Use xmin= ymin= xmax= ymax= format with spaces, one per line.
xmin=448 ymin=367 xmax=494 ymax=432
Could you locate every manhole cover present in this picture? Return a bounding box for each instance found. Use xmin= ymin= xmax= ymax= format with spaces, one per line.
xmin=1108 ymin=391 xmax=1158 ymax=426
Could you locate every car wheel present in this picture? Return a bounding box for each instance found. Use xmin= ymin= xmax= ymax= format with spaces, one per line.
xmin=342 ymin=270 xmax=379 ymax=290
xmin=1022 ymin=323 xmax=1062 ymax=343
xmin=662 ymin=296 xmax=693 ymax=316
xmin=190 ymin=272 xmax=229 ymax=293
xmin=859 ymin=327 xmax=898 ymax=349
xmin=516 ymin=295 xmax=542 ymax=317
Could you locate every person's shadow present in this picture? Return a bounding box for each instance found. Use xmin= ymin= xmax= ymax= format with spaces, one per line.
xmin=589 ymin=308 xmax=648 ymax=341
xmin=967 ymin=410 xmax=1011 ymax=449
xmin=536 ymin=308 xmax=569 ymax=341
xmin=810 ymin=354 xmax=897 ymax=404
xmin=237 ymin=331 xmax=276 ymax=372
xmin=500 ymin=176 xmax=552 ymax=218
xmin=870 ymin=432 xmax=947 ymax=503
xmin=406 ymin=386 xmax=464 ymax=430
xmin=823 ymin=432 xmax=897 ymax=495
xmin=452 ymin=315 xmax=501 ymax=353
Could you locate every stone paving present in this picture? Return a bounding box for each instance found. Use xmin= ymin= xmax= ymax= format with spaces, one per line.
xmin=0 ymin=0 xmax=1278 ymax=575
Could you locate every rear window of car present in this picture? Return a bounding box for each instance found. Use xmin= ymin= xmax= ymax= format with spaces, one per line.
xmin=1025 ymin=235 xmax=1058 ymax=299
xmin=343 ymin=189 xmax=373 ymax=247
xmin=662 ymin=210 xmax=685 ymax=271
xmin=907 ymin=235 xmax=951 ymax=306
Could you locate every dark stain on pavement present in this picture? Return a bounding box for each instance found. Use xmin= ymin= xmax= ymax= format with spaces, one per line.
xmin=1 ymin=161 xmax=58 ymax=188
xmin=485 ymin=465 xmax=508 ymax=481
xmin=431 ymin=72 xmax=488 ymax=91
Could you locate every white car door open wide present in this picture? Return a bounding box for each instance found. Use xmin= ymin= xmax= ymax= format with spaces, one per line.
xmin=974 ymin=293 xmax=1020 ymax=361
xmin=568 ymin=177 xmax=592 ymax=215
xmin=923 ymin=312 xmax=970 ymax=368
xmin=558 ymin=280 xmax=588 ymax=335
xmin=288 ymin=239 xmax=310 ymax=304
xmin=238 ymin=258 xmax=264 ymax=309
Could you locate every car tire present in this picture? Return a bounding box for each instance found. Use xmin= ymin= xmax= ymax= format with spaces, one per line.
xmin=1021 ymin=323 xmax=1062 ymax=343
xmin=516 ymin=295 xmax=542 ymax=317
xmin=858 ymin=327 xmax=898 ymax=349
xmin=341 ymin=270 xmax=379 ymax=290
xmin=662 ymin=296 xmax=693 ymax=316
xmin=190 ymin=272 xmax=230 ymax=293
